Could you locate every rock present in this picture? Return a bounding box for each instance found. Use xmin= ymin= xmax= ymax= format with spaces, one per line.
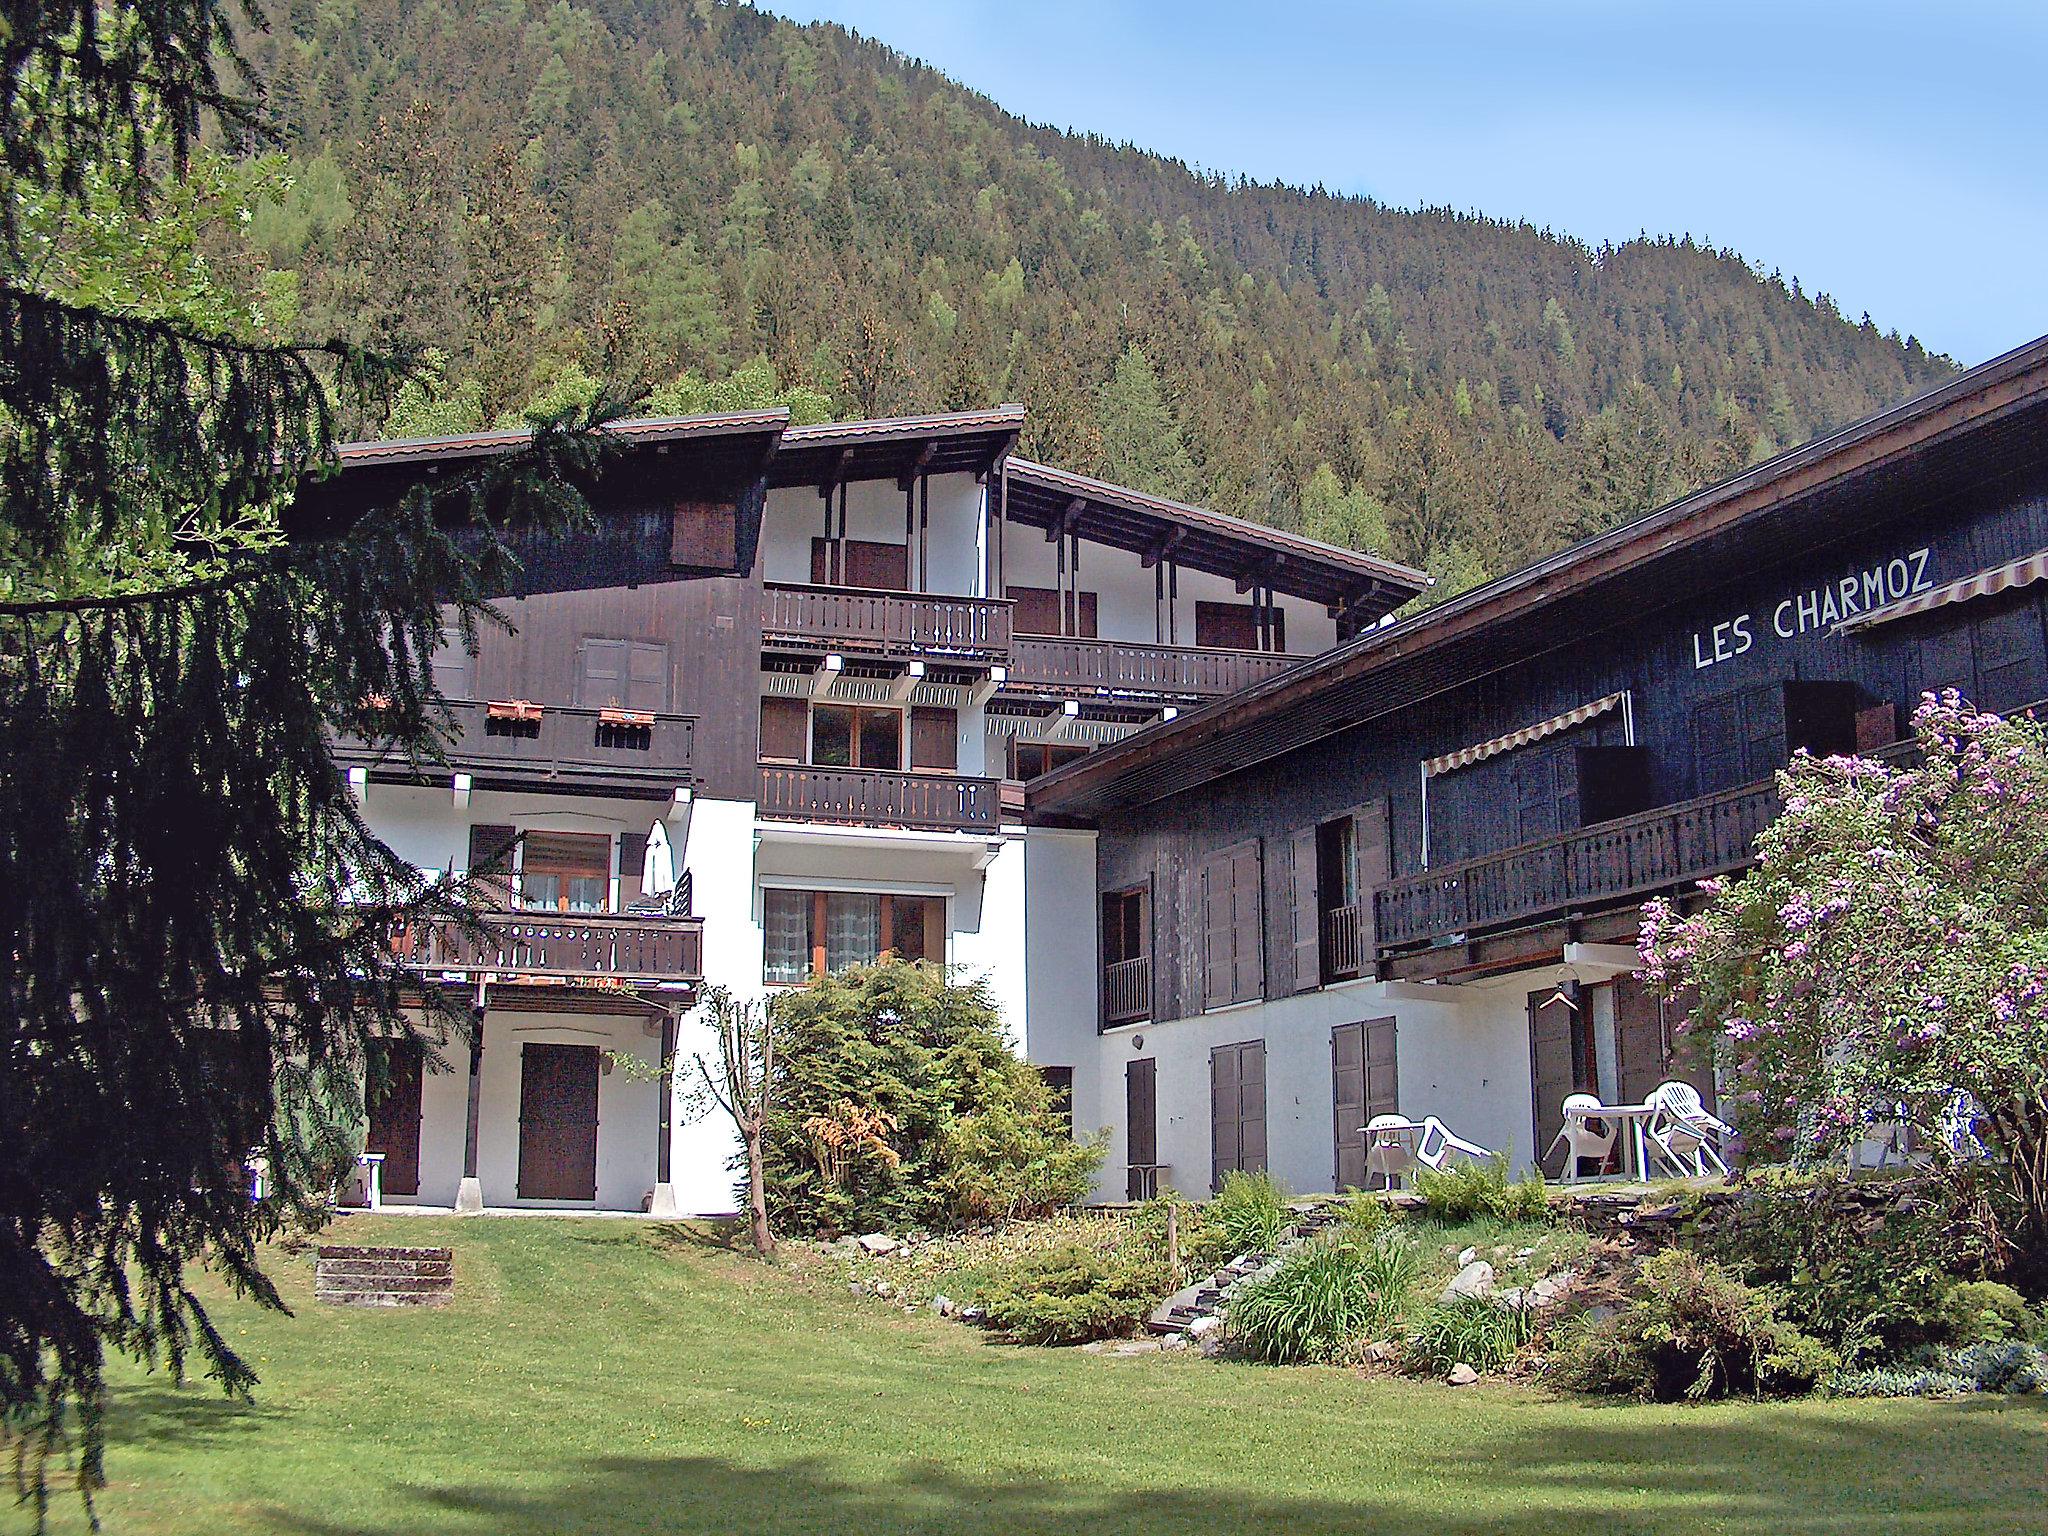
xmin=1529 ymin=1269 xmax=1577 ymax=1308
xmin=1159 ymin=1334 xmax=1190 ymax=1352
xmin=1458 ymin=1246 xmax=1479 ymax=1266
xmin=832 ymin=1235 xmax=865 ymax=1254
xmin=847 ymin=1282 xmax=864 ymax=1296
xmin=1516 ymin=1247 xmax=1538 ymax=1260
xmin=1112 ymin=1339 xmax=1162 ymax=1356
xmin=1198 ymin=1335 xmax=1226 ymax=1358
xmin=1441 ymin=1260 xmax=1496 ymax=1302
xmin=959 ymin=1306 xmax=986 ymax=1324
xmin=1082 ymin=1340 xmax=1111 ymax=1354
xmin=930 ymin=1294 xmax=955 ymax=1317
xmin=1585 ymin=1303 xmax=1618 ymax=1324
xmin=873 ymin=1281 xmax=894 ymax=1299
xmin=1499 ymin=1287 xmax=1526 ymax=1311
xmin=856 ymin=1233 xmax=900 ymax=1256
xmin=1361 ymin=1341 xmax=1397 ymax=1364
xmin=1188 ymin=1314 xmax=1224 ymax=1341
xmin=1447 ymin=1363 xmax=1480 ymax=1387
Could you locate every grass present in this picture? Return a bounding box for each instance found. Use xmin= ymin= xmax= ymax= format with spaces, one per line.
xmin=19 ymin=1214 xmax=2048 ymax=1535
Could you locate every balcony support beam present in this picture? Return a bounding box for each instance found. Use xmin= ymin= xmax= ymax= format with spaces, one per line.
xmin=456 ymin=1004 xmax=486 ymax=1213
xmin=810 ymin=653 xmax=845 ymax=699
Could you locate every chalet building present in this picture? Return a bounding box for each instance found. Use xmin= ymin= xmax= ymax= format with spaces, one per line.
xmin=1030 ymin=334 xmax=2048 ymax=1202
xmin=316 ymin=406 xmax=1423 ymax=1214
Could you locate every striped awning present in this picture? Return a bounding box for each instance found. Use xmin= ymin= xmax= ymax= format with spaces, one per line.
xmin=1839 ymin=547 xmax=2048 ymax=634
xmin=1424 ymin=692 xmax=1627 ymax=778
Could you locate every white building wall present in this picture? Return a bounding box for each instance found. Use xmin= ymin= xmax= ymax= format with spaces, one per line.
xmin=1016 ymin=829 xmax=1107 ymax=1136
xmin=760 ymin=473 xmax=986 ymax=594
xmin=1002 ymin=531 xmax=1339 ymax=655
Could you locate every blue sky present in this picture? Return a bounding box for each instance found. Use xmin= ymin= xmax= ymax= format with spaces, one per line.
xmin=761 ymin=0 xmax=2046 ymax=366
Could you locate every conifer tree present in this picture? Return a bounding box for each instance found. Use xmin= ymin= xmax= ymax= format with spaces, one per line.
xmin=0 ymin=6 xmax=603 ymax=1519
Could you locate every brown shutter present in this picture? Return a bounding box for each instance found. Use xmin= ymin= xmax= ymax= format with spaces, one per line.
xmin=759 ymin=697 xmax=807 ymax=763
xmin=1353 ymin=800 xmax=1391 ymax=964
xmin=626 ymin=641 xmax=669 ymax=713
xmin=810 ymin=537 xmax=833 ymax=586
xmin=577 ymin=639 xmax=625 ymax=708
xmin=1071 ymin=590 xmax=1099 ymax=638
xmin=1230 ymin=841 xmax=1264 ymax=1003
xmin=467 ymin=823 xmax=517 ymax=905
xmin=671 ymin=500 xmax=737 ymax=570
xmin=1365 ymin=1017 xmax=1399 ymax=1120
xmin=908 ymin=706 xmax=957 ymax=771
xmin=1126 ymin=1058 xmax=1157 ymax=1201
xmin=1332 ymin=1022 xmax=1365 ymax=1190
xmin=1615 ymin=975 xmax=1666 ymax=1108
xmin=1210 ymin=1045 xmax=1239 ymax=1193
xmin=1289 ymin=828 xmax=1320 ymax=993
xmin=1530 ymin=989 xmax=1576 ymax=1173
xmin=1201 ymin=852 xmax=1233 ymax=1009
xmin=1239 ymin=1041 xmax=1268 ymax=1175
xmin=1194 ymin=600 xmax=1258 ymax=650
xmin=1005 ymin=585 xmax=1062 ymax=636
xmin=842 ymin=539 xmax=910 ymax=591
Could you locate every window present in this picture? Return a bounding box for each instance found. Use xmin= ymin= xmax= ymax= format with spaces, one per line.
xmin=577 ymin=639 xmax=668 ymax=714
xmin=1201 ymin=839 xmax=1264 ymax=1009
xmin=430 ymin=627 xmax=474 ymax=700
xmin=762 ymin=889 xmax=945 ymax=982
xmin=1195 ymin=600 xmax=1283 ymax=652
xmin=1101 ymin=884 xmax=1150 ymax=1026
xmin=519 ymin=831 xmax=611 ymax=913
xmin=1040 ymin=1066 xmax=1075 ymax=1135
xmin=1009 ymin=739 xmax=1091 ymax=782
xmin=811 ymin=705 xmax=902 ymax=770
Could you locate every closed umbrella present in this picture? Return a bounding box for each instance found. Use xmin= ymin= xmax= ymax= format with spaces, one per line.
xmin=641 ymin=821 xmax=677 ymax=898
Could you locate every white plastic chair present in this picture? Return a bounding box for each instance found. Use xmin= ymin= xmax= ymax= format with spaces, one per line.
xmin=1643 ymin=1080 xmax=1731 ymax=1177
xmin=1546 ymin=1093 xmax=1617 ymax=1182
xmin=1413 ymin=1115 xmax=1493 ymax=1171
xmin=1364 ymin=1114 xmax=1419 ymax=1189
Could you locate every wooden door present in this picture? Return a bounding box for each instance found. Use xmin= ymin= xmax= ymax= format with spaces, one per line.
xmin=814 ymin=538 xmax=908 ymax=590
xmin=908 ymin=706 xmax=957 ymax=771
xmin=1126 ymin=1058 xmax=1158 ymax=1201
xmin=1210 ymin=1040 xmax=1268 ymax=1192
xmin=1529 ymin=989 xmax=1576 ymax=1174
xmin=1333 ymin=1018 xmax=1399 ymax=1190
xmin=1617 ymin=976 xmax=1717 ymax=1112
xmin=365 ymin=1038 xmax=425 ymax=1197
xmin=517 ymin=1043 xmax=599 ymax=1201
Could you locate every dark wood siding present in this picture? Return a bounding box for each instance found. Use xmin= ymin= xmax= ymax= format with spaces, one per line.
xmin=1209 ymin=1039 xmax=1267 ymax=1191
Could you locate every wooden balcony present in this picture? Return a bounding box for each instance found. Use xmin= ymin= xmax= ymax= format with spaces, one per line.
xmin=1320 ymin=903 xmax=1365 ymax=981
xmin=337 ymin=701 xmax=695 ymax=797
xmin=1007 ymin=635 xmax=1301 ymax=699
xmin=1102 ymin=955 xmax=1152 ymax=1026
xmin=762 ymin=582 xmax=1012 ymax=662
xmin=399 ymin=911 xmax=704 ymax=986
xmin=757 ymin=763 xmax=1001 ymax=834
xmin=1374 ymin=779 xmax=1781 ymax=956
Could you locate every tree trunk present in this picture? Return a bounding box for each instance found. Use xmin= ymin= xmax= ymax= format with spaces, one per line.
xmin=744 ymin=1120 xmax=774 ymax=1260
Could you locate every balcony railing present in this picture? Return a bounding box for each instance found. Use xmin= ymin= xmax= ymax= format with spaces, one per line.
xmin=399 ymin=911 xmax=704 ymax=985
xmin=757 ymin=763 xmax=1001 ymax=834
xmin=1008 ymin=635 xmax=1301 ymax=698
xmin=1320 ymin=903 xmax=1365 ymax=981
xmin=1375 ymin=779 xmax=1781 ymax=955
xmin=1102 ymin=955 xmax=1152 ymax=1026
xmin=762 ymin=583 xmax=1012 ymax=662
xmin=337 ymin=700 xmax=695 ymax=794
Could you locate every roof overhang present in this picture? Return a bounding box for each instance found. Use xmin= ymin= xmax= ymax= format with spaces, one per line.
xmin=1030 ymin=331 xmax=2048 ymax=820
xmin=768 ymin=406 xmax=1025 ymax=493
xmin=1003 ymin=458 xmax=1428 ymax=615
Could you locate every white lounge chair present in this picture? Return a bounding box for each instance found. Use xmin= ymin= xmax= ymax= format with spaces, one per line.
xmin=1643 ymin=1081 xmax=1731 ymax=1177
xmin=1546 ymin=1093 xmax=1617 ymax=1182
xmin=1413 ymin=1115 xmax=1493 ymax=1172
xmin=1365 ymin=1114 xmax=1494 ymax=1190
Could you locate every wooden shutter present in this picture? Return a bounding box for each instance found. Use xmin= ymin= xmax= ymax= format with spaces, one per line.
xmin=1974 ymin=602 xmax=2045 ymax=711
xmin=1211 ymin=1040 xmax=1267 ymax=1191
xmin=1529 ymin=989 xmax=1577 ymax=1173
xmin=1194 ymin=600 xmax=1258 ymax=650
xmin=1006 ymin=585 xmax=1063 ymax=636
xmin=1126 ymin=1058 xmax=1157 ymax=1201
xmin=810 ymin=537 xmax=834 ymax=586
xmin=577 ymin=639 xmax=626 ymax=709
xmin=1354 ymin=800 xmax=1390 ymax=963
xmin=466 ymin=822 xmax=517 ymax=906
xmin=1365 ymin=1017 xmax=1399 ymax=1123
xmin=1068 ymin=590 xmax=1099 ymax=638
xmin=625 ymin=642 xmax=669 ymax=713
xmin=1288 ymin=827 xmax=1319 ymax=993
xmin=1617 ymin=975 xmax=1717 ymax=1113
xmin=1210 ymin=1047 xmax=1238 ymax=1192
xmin=671 ymin=500 xmax=737 ymax=570
xmin=842 ymin=539 xmax=909 ymax=591
xmin=1692 ymin=695 xmax=1744 ymax=795
xmin=1238 ymin=1041 xmax=1268 ymax=1175
xmin=1229 ymin=841 xmax=1264 ymax=1003
xmin=908 ymin=706 xmax=958 ymax=771
xmin=1332 ymin=1022 xmax=1365 ymax=1190
xmin=1201 ymin=851 xmax=1234 ymax=1009
xmin=759 ymin=697 xmax=807 ymax=763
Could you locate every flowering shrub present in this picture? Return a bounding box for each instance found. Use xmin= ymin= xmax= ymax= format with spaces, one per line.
xmin=1639 ymin=691 xmax=2048 ymax=1254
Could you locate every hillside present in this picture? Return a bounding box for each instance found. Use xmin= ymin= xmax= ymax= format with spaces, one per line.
xmin=244 ymin=0 xmax=1957 ymax=597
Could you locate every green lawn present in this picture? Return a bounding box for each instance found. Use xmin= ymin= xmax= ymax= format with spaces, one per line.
xmin=25 ymin=1215 xmax=2048 ymax=1535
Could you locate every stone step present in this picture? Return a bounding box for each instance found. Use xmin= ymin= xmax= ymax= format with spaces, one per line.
xmin=313 ymin=1245 xmax=455 ymax=1308
xmin=317 ymin=1258 xmax=454 ymax=1279
xmin=314 ymin=1287 xmax=452 ymax=1308
xmin=317 ymin=1245 xmax=451 ymax=1262
xmin=315 ymin=1272 xmax=451 ymax=1294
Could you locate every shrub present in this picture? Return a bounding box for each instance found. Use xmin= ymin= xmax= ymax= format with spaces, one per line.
xmin=1229 ymin=1234 xmax=1419 ymax=1365
xmin=1824 ymin=1341 xmax=2048 ymax=1399
xmin=1938 ymin=1280 xmax=2036 ymax=1345
xmin=1413 ymin=1156 xmax=1550 ymax=1225
xmin=1210 ymin=1170 xmax=1290 ymax=1256
xmin=1405 ymin=1294 xmax=1534 ymax=1376
xmin=1548 ymin=1249 xmax=1837 ymax=1401
xmin=972 ymin=1244 xmax=1171 ymax=1345
xmin=1130 ymin=1192 xmax=1229 ymax=1275
xmin=936 ymin=1100 xmax=1107 ymax=1224
xmin=1339 ymin=1189 xmax=1393 ymax=1241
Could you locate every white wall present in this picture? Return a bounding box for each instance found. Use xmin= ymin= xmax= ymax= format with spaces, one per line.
xmin=1016 ymin=829 xmax=1105 ymax=1135
xmin=1082 ymin=970 xmax=1547 ymax=1203
xmin=761 ymin=472 xmax=986 ymax=594
xmin=1002 ymin=530 xmax=1339 ymax=655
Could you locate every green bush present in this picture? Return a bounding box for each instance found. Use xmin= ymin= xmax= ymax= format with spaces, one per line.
xmin=1412 ymin=1156 xmax=1549 ymax=1225
xmin=972 ymin=1244 xmax=1172 ymax=1345
xmin=1339 ymin=1189 xmax=1393 ymax=1241
xmin=1549 ymin=1249 xmax=1838 ymax=1401
xmin=1229 ymin=1234 xmax=1419 ymax=1365
xmin=762 ymin=961 xmax=1101 ymax=1236
xmin=1405 ymin=1294 xmax=1534 ymax=1376
xmin=1130 ymin=1193 xmax=1229 ymax=1275
xmin=1938 ymin=1280 xmax=2036 ymax=1345
xmin=1210 ymin=1170 xmax=1290 ymax=1257
xmin=1825 ymin=1341 xmax=2048 ymax=1399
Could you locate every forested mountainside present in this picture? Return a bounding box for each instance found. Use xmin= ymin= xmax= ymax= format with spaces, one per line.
xmin=244 ymin=0 xmax=1956 ymax=598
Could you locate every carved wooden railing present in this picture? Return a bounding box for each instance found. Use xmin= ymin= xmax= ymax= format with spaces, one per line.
xmin=1375 ymin=779 xmax=1781 ymax=954
xmin=399 ymin=911 xmax=704 ymax=984
xmin=756 ymin=764 xmax=1000 ymax=834
xmin=1008 ymin=635 xmax=1301 ymax=697
xmin=337 ymin=700 xmax=695 ymax=789
xmin=1102 ymin=955 xmax=1152 ymax=1026
xmin=762 ymin=583 xmax=1012 ymax=661
xmin=1321 ymin=903 xmax=1365 ymax=980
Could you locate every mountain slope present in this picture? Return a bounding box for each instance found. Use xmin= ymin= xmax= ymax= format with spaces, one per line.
xmin=246 ymin=0 xmax=1957 ymax=596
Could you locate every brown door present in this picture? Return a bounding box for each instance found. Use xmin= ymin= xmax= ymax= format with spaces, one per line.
xmin=813 ymin=537 xmax=908 ymax=590
xmin=1530 ymin=988 xmax=1577 ymax=1173
xmin=517 ymin=1043 xmax=600 ymax=1201
xmin=1333 ymin=1017 xmax=1398 ymax=1190
xmin=1126 ymin=1058 xmax=1158 ymax=1201
xmin=1210 ymin=1040 xmax=1267 ymax=1192
xmin=365 ymin=1038 xmax=425 ymax=1197
xmin=1617 ymin=975 xmax=1717 ymax=1112
xmin=908 ymin=706 xmax=957 ymax=771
